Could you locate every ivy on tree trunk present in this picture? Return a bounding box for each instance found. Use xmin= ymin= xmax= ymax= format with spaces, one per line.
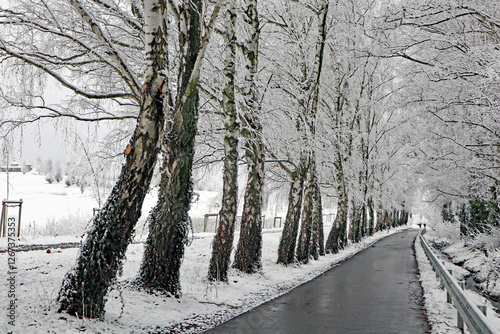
xmin=139 ymin=0 xmax=202 ymax=297
xmin=57 ymin=0 xmax=168 ymax=318
xmin=277 ymin=166 xmax=305 ymax=265
xmin=325 ymin=154 xmax=348 ymax=254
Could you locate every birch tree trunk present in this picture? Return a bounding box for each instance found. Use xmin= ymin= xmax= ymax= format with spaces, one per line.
xmin=375 ymin=208 xmax=383 ymax=232
xmin=277 ymin=166 xmax=305 ymax=265
xmin=296 ymin=159 xmax=316 ymax=264
xmin=349 ymin=202 xmax=362 ymax=243
xmin=208 ymin=2 xmax=238 ymax=282
xmin=384 ymin=210 xmax=390 ymax=230
xmin=311 ymin=180 xmax=324 ymax=258
xmin=233 ymin=0 xmax=264 ymax=274
xmin=139 ymin=0 xmax=202 ymax=296
xmin=367 ymin=198 xmax=374 ymax=235
xmin=325 ymin=154 xmax=348 ymax=254
xmin=295 ymin=0 xmax=328 ymax=264
xmin=361 ymin=204 xmax=367 ymax=238
xmin=57 ymin=0 xmax=168 ymax=318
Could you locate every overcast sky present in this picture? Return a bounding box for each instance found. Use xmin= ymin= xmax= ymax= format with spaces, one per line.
xmin=20 ymin=124 xmax=68 ymax=164
xmin=3 ymin=122 xmax=68 ymax=166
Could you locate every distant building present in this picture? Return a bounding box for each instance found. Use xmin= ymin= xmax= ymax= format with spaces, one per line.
xmin=0 ymin=162 xmax=32 ymax=173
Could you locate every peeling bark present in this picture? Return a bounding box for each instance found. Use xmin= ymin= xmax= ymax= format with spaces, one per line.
xmin=233 ymin=0 xmax=264 ymax=274
xmin=139 ymin=0 xmax=202 ymax=296
xmin=57 ymin=0 xmax=168 ymax=318
xmin=296 ymin=159 xmax=315 ymax=264
xmin=277 ymin=167 xmax=305 ymax=265
xmin=208 ymin=2 xmax=238 ymax=282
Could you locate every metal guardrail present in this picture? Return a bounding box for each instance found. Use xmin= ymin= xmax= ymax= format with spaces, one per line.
xmin=419 ymin=233 xmax=499 ymax=334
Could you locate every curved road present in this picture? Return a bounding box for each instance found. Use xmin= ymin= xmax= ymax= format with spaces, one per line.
xmin=206 ymin=229 xmax=429 ymax=334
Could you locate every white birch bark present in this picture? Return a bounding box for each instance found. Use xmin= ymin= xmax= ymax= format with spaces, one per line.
xmin=233 ymin=0 xmax=265 ymax=273
xmin=57 ymin=0 xmax=168 ymax=318
xmin=208 ymin=1 xmax=239 ymax=282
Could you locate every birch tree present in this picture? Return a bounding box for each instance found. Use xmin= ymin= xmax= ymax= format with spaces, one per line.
xmin=139 ymin=0 xmax=221 ymax=296
xmin=2 ymin=0 xmax=221 ymax=315
xmin=384 ymin=0 xmax=500 ymax=224
xmin=321 ymin=0 xmax=412 ymax=252
xmin=295 ymin=0 xmax=328 ymax=264
xmin=57 ymin=0 xmax=168 ymax=318
xmin=207 ymin=1 xmax=239 ymax=282
xmin=260 ymin=0 xmax=328 ymax=265
xmin=232 ymin=0 xmax=265 ymax=274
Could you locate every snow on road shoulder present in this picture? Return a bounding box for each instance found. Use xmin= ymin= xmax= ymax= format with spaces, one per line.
xmin=1 ymin=225 xmax=409 ymax=333
xmin=414 ymin=236 xmax=461 ymax=334
xmin=415 ymin=235 xmax=500 ymax=334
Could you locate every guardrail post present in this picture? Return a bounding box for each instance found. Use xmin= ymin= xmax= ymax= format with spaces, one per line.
xmin=458 ymin=281 xmax=465 ymax=290
xmin=477 ymin=305 xmax=487 ymax=317
xmin=457 ymin=312 xmax=464 ymax=332
xmin=444 ymin=269 xmax=452 ymax=293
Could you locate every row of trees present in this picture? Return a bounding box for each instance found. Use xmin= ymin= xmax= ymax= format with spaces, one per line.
xmin=394 ymin=1 xmax=500 ymax=241
xmin=4 ymin=0 xmax=495 ymax=320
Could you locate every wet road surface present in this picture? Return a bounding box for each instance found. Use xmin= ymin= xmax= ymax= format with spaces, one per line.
xmin=205 ymin=229 xmax=429 ymax=334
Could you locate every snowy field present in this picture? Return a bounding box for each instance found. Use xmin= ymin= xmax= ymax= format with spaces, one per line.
xmin=0 ymin=172 xmax=98 ymax=236
xmin=0 ymin=172 xmax=229 ymax=237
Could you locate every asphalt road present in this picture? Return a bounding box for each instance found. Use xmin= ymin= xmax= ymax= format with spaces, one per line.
xmin=205 ymin=229 xmax=429 ymax=334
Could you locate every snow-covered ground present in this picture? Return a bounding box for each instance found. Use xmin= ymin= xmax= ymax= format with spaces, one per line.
xmin=0 ymin=172 xmax=405 ymax=333
xmin=3 ymin=172 xmax=498 ymax=333
xmin=1 ymin=222 xmax=410 ymax=333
